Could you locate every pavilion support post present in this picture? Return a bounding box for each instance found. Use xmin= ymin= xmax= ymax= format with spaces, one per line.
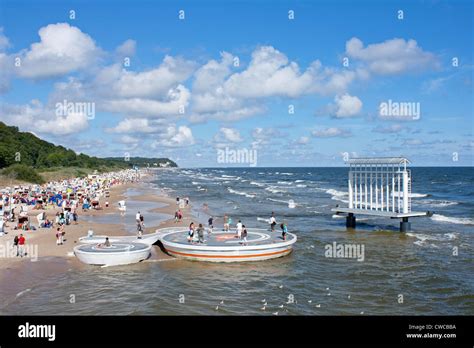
xmin=346 ymin=213 xmax=356 ymax=229
xmin=400 ymin=217 xmax=411 ymax=232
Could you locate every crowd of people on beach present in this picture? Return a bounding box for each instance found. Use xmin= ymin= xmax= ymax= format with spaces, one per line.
xmin=0 ymin=169 xmax=140 ymax=256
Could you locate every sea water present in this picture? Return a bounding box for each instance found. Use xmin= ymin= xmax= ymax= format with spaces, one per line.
xmin=1 ymin=167 xmax=472 ymax=315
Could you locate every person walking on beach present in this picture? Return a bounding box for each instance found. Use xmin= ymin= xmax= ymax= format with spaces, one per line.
xmin=241 ymin=225 xmax=248 ymax=245
xmin=269 ymin=212 xmax=277 ymax=232
xmin=18 ymin=234 xmax=25 ymax=257
xmin=178 ymin=209 xmax=183 ymax=221
xmin=174 ymin=211 xmax=179 ymax=223
xmin=197 ymin=223 xmax=205 ymax=244
xmin=208 ymin=216 xmax=214 ymax=234
xmin=280 ymin=223 xmax=288 ymax=241
xmin=236 ymin=220 xmax=243 ymax=239
xmin=136 ymin=211 xmax=141 ymax=225
xmin=13 ymin=235 xmax=19 ymax=256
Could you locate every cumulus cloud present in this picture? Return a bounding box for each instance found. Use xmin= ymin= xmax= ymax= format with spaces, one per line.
xmin=153 ymin=125 xmax=195 ymax=147
xmin=331 ymin=93 xmax=363 ymax=117
xmin=346 ymin=37 xmax=439 ymax=75
xmin=16 ymin=23 xmax=101 ymax=79
xmin=107 ymin=118 xmax=167 ymax=134
xmin=312 ymin=127 xmax=351 ymax=138
xmin=217 ymin=127 xmax=243 ymax=143
xmin=0 ymin=100 xmax=89 ymax=135
xmin=116 ymin=39 xmax=136 ymax=57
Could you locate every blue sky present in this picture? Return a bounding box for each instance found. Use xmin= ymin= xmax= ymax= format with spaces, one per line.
xmin=0 ymin=0 xmax=472 ymax=167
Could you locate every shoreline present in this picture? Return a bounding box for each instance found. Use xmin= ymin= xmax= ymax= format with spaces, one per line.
xmin=0 ymin=170 xmax=201 ymax=305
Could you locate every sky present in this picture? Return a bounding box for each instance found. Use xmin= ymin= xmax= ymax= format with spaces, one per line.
xmin=0 ymin=0 xmax=472 ymax=167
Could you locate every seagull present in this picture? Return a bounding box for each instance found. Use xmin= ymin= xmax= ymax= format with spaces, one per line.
xmin=260 ymin=306 xmax=266 ymax=311
xmin=220 ymin=300 xmax=224 ymax=305
xmin=348 ymin=295 xmax=351 ymax=299
xmin=360 ymin=311 xmax=364 ymax=315
xmin=278 ymin=304 xmax=284 ymax=308
xmin=273 ymin=312 xmax=279 ymax=316
xmin=261 ymin=299 xmax=266 ymax=302
xmin=315 ymin=304 xmax=321 ymax=308
xmin=326 ymin=287 xmax=330 ymax=291
xmin=215 ymin=306 xmax=219 ymax=311
xmin=262 ymin=302 xmax=267 ymax=306
xmin=279 ymin=285 xmax=284 ymax=289
xmin=327 ymin=293 xmax=331 ymax=296
xmin=308 ymin=300 xmax=312 ymax=303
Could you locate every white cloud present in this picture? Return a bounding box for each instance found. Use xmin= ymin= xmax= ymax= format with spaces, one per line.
xmin=217 ymin=127 xmax=243 ymax=143
xmin=16 ymin=23 xmax=100 ymax=79
xmin=346 ymin=37 xmax=439 ymax=75
xmin=332 ymin=93 xmax=362 ymax=117
xmin=0 ymin=100 xmax=89 ymax=135
xmin=312 ymin=127 xmax=351 ymax=138
xmin=153 ymin=125 xmax=195 ymax=147
xmin=297 ymin=136 xmax=310 ymax=145
xmin=116 ymin=39 xmax=136 ymax=57
xmin=102 ymin=84 xmax=191 ymax=117
xmin=107 ymin=118 xmax=167 ymax=134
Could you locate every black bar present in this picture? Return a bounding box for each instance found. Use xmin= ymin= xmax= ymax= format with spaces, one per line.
xmin=0 ymin=316 xmax=472 ymax=346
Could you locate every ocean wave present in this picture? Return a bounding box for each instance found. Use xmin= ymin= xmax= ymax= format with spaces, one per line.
xmin=277 ymin=181 xmax=293 ymax=185
xmin=296 ymin=184 xmax=307 ymax=188
xmin=407 ymin=232 xmax=458 ymax=243
xmin=431 ymin=214 xmax=474 ymax=225
xmin=326 ymin=188 xmax=349 ymax=203
xmin=392 ymin=192 xmax=429 ymax=198
xmin=257 ymin=217 xmax=270 ymax=223
xmin=416 ymin=199 xmax=458 ymax=207
xmin=250 ymin=181 xmax=265 ymax=187
xmin=265 ymin=186 xmax=286 ymax=194
xmin=295 ymin=180 xmax=305 ymax=183
xmin=227 ymin=187 xmax=255 ymax=198
xmin=267 ymin=198 xmax=291 ymax=204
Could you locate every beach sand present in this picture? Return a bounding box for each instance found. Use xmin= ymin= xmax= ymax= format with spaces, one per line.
xmin=0 ymin=173 xmax=199 ymax=302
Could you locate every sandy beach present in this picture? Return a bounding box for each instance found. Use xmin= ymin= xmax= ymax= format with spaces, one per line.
xmin=0 ymin=171 xmax=199 ymax=302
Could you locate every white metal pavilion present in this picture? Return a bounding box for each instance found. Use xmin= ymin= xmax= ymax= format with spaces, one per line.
xmin=331 ymin=157 xmax=430 ymax=232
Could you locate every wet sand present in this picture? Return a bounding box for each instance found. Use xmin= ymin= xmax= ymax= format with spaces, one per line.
xmin=0 ymin=173 xmax=199 ymax=303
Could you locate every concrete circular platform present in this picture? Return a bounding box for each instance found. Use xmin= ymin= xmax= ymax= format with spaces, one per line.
xmin=74 ymin=242 xmax=151 ymax=266
xmin=157 ymin=228 xmax=297 ymax=262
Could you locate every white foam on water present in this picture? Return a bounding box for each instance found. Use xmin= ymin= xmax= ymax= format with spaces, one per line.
xmin=16 ymin=288 xmax=31 ymax=298
xmin=295 ymin=180 xmax=305 ymax=183
xmin=332 ymin=214 xmax=345 ymax=219
xmin=267 ymin=198 xmax=291 ymax=204
xmin=277 ymin=181 xmax=293 ymax=185
xmin=392 ymin=192 xmax=429 ymax=198
xmin=250 ymin=181 xmax=265 ymax=187
xmin=296 ymin=184 xmax=307 ymax=188
xmin=265 ymin=186 xmax=287 ymax=194
xmin=257 ymin=217 xmax=270 ymax=223
xmin=417 ymin=199 xmax=458 ymax=207
xmin=431 ymin=214 xmax=474 ymax=225
xmin=227 ymin=187 xmax=255 ymax=198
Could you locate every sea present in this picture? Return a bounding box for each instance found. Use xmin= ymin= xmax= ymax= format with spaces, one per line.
xmin=1 ymin=167 xmax=473 ymax=315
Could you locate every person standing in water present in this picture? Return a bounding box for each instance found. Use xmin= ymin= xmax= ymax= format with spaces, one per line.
xmin=236 ymin=220 xmax=243 ymax=239
xmin=280 ymin=222 xmax=288 ymax=240
xmin=269 ymin=212 xmax=277 ymax=232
